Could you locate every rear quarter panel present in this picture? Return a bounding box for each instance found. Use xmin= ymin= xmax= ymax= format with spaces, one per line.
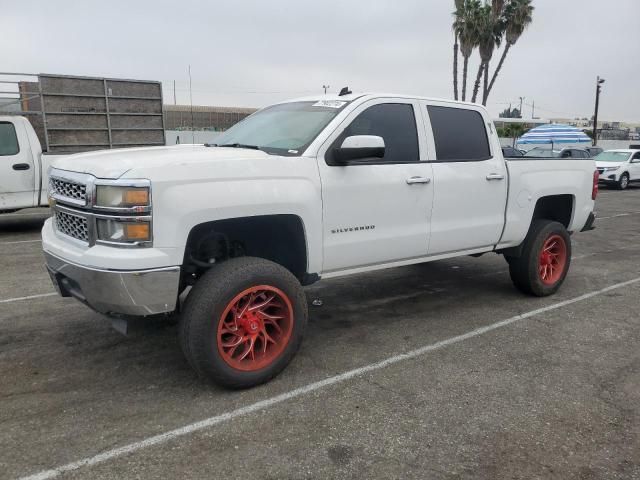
xmin=500 ymin=158 xmax=595 ymax=247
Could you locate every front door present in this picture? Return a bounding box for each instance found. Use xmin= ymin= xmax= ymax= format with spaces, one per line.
xmin=630 ymin=152 xmax=640 ymax=181
xmin=318 ymin=100 xmax=433 ymax=274
xmin=422 ymin=102 xmax=508 ymax=254
xmin=0 ymin=120 xmax=35 ymax=210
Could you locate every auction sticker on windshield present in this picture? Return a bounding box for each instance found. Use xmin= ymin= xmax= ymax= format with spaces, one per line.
xmin=312 ymin=100 xmax=347 ymax=108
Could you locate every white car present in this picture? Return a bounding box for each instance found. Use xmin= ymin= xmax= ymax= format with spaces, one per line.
xmin=595 ymin=149 xmax=640 ymax=190
xmin=41 ymin=93 xmax=597 ymax=388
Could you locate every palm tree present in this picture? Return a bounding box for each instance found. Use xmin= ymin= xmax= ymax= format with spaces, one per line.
xmin=486 ymin=0 xmax=534 ymax=98
xmin=452 ymin=0 xmax=465 ymax=100
xmin=504 ymin=123 xmax=527 ymax=146
xmin=471 ymin=2 xmax=505 ymax=104
xmin=454 ymin=0 xmax=482 ymax=101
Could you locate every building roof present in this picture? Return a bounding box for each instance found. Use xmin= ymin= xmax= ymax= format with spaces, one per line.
xmin=163 ymin=104 xmax=257 ymax=114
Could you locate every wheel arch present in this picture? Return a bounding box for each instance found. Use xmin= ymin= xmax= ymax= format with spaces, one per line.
xmin=499 ymin=194 xmax=574 ymax=258
xmin=530 ymin=194 xmax=575 ymax=229
xmin=181 ymin=214 xmax=316 ymax=288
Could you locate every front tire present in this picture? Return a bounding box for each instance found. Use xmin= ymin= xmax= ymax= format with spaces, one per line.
xmin=179 ymin=257 xmax=308 ymax=389
xmin=617 ymin=173 xmax=630 ymax=190
xmin=508 ymin=220 xmax=571 ymax=297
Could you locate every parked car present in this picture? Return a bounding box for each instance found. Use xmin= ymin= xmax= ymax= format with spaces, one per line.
xmin=501 ymin=146 xmax=523 ymax=157
xmin=586 ymin=146 xmax=603 ymax=157
xmin=42 ymin=93 xmax=598 ymax=388
xmin=595 ymin=149 xmax=640 ymax=190
xmin=524 ymin=146 xmax=591 ymax=158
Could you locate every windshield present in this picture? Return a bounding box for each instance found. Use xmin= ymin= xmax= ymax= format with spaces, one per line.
xmin=211 ymin=100 xmax=348 ymax=156
xmin=594 ymin=151 xmax=631 ymax=162
xmin=524 ymin=147 xmax=561 ymax=158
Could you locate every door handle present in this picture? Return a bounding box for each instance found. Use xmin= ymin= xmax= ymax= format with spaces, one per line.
xmin=406 ymin=176 xmax=431 ymax=185
xmin=12 ymin=163 xmax=31 ymax=171
xmin=486 ymin=173 xmax=504 ymax=181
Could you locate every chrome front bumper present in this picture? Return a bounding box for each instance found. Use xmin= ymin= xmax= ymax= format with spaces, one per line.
xmin=44 ymin=251 xmax=180 ymax=317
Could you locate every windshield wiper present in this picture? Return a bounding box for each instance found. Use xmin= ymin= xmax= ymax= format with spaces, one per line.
xmin=217 ymin=143 xmax=262 ymax=150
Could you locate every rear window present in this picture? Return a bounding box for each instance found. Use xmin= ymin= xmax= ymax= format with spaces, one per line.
xmin=428 ymin=106 xmax=491 ymax=161
xmin=0 ymin=122 xmax=19 ymax=156
xmin=524 ymin=147 xmax=560 ymax=158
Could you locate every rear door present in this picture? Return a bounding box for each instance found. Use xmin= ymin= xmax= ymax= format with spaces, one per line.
xmin=317 ymin=99 xmax=434 ymax=273
xmin=421 ymin=102 xmax=508 ymax=254
xmin=0 ymin=119 xmax=36 ymax=210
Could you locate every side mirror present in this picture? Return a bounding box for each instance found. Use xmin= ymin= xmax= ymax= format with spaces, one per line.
xmin=334 ymin=135 xmax=385 ymax=163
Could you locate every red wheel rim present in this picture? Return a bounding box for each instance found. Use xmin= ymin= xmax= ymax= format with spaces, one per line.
xmin=538 ymin=234 xmax=567 ymax=285
xmin=216 ymin=285 xmax=294 ymax=371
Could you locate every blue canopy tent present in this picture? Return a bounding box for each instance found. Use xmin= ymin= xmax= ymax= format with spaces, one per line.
xmin=517 ymin=124 xmax=591 ymax=149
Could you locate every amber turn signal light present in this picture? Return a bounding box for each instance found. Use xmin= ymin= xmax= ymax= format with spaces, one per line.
xmin=124 ymin=223 xmax=150 ymax=240
xmin=123 ymin=189 xmax=149 ymax=206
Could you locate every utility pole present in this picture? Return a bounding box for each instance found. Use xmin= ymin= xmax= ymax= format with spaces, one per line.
xmin=322 ymin=84 xmax=330 ymax=95
xmin=531 ymin=100 xmax=535 ymax=119
xmin=519 ymin=96 xmax=525 ymax=118
xmin=188 ymin=66 xmax=194 ymax=144
xmin=592 ymin=76 xmax=605 ymax=146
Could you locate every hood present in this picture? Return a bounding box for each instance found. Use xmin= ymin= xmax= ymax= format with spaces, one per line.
xmin=596 ymin=161 xmax=625 ymax=169
xmin=51 ymin=144 xmax=269 ymax=179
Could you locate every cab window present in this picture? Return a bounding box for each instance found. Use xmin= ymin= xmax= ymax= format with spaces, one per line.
xmin=328 ymin=103 xmax=419 ymax=164
xmin=428 ymin=106 xmax=491 ymax=161
xmin=0 ymin=122 xmax=19 ymax=156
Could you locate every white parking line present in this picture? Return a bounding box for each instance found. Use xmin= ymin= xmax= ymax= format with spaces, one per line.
xmin=0 ymin=239 xmax=41 ymax=245
xmin=0 ymin=293 xmax=56 ymax=304
xmin=597 ymin=211 xmax=640 ymax=220
xmin=0 ymin=212 xmax=50 ymax=218
xmin=18 ymin=275 xmax=640 ymax=480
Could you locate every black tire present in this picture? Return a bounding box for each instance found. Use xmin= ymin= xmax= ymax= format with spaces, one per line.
xmin=179 ymin=257 xmax=308 ymax=389
xmin=617 ymin=173 xmax=630 ymax=190
xmin=508 ymin=220 xmax=571 ymax=297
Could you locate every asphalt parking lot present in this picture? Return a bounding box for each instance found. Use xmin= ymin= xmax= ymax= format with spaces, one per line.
xmin=1 ymin=185 xmax=640 ymax=480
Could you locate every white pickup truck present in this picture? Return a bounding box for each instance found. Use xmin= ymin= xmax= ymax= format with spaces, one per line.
xmin=42 ymin=93 xmax=598 ymax=388
xmin=0 ymin=116 xmax=65 ymax=212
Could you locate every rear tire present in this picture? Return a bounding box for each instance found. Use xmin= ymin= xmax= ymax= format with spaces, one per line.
xmin=508 ymin=220 xmax=571 ymax=297
xmin=179 ymin=257 xmax=308 ymax=389
xmin=617 ymin=173 xmax=630 ymax=190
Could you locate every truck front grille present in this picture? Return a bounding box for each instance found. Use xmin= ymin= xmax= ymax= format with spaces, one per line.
xmin=54 ymin=209 xmax=89 ymax=242
xmin=50 ymin=178 xmax=87 ymax=203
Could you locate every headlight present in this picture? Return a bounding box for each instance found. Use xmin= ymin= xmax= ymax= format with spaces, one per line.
xmin=96 ymin=218 xmax=151 ymax=244
xmin=95 ymin=186 xmax=150 ymax=209
xmin=603 ymin=166 xmax=619 ymax=171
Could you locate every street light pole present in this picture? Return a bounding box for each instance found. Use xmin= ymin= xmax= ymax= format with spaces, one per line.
xmin=592 ymin=76 xmax=605 ymax=146
xmin=322 ymin=85 xmax=330 ymax=95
